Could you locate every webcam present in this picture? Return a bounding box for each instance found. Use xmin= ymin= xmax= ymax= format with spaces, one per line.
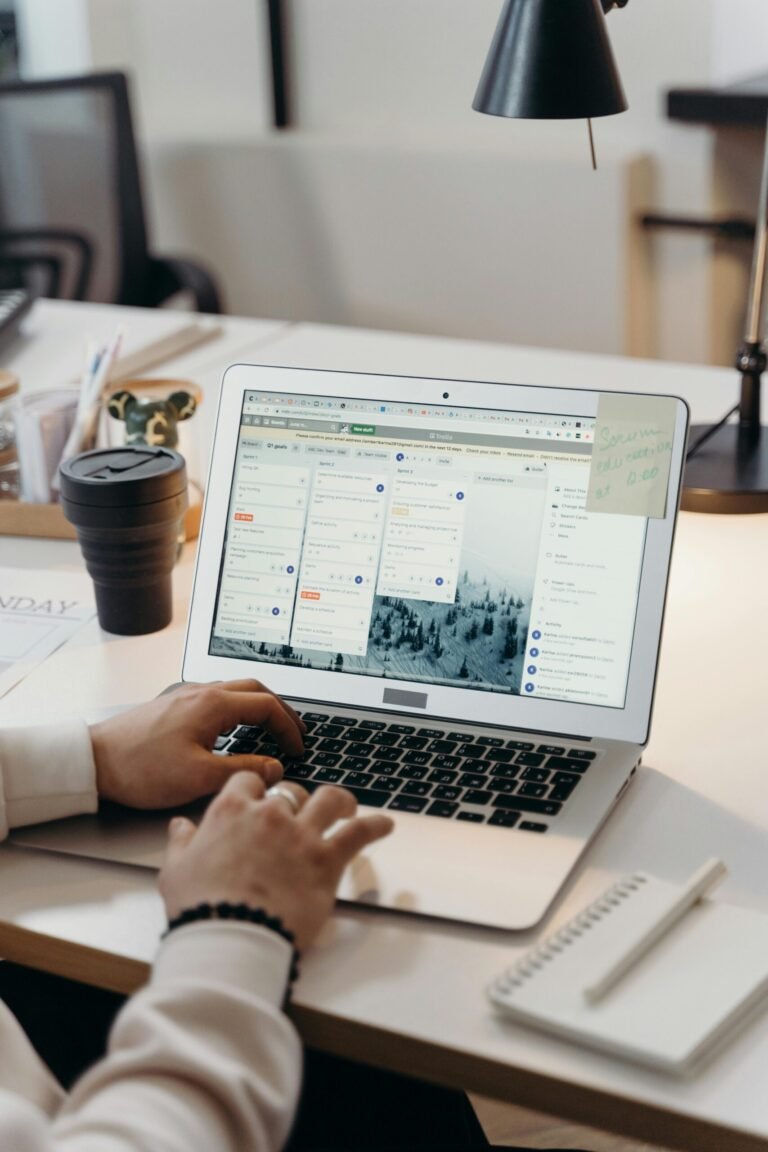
xmin=442 ymin=391 xmax=450 ymax=399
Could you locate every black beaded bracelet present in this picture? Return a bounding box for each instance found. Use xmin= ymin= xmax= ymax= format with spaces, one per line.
xmin=165 ymin=902 xmax=301 ymax=987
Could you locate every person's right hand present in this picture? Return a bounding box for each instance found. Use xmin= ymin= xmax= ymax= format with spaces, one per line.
xmin=159 ymin=773 xmax=394 ymax=952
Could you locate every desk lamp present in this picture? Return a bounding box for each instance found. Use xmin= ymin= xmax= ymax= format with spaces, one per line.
xmin=473 ymin=0 xmax=768 ymax=513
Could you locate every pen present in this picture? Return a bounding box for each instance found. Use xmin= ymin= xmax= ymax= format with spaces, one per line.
xmin=583 ymin=857 xmax=728 ymax=1004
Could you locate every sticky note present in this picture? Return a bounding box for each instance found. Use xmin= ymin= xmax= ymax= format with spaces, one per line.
xmin=586 ymin=393 xmax=678 ymax=519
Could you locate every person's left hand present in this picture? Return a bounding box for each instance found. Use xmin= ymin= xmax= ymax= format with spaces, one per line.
xmin=90 ymin=680 xmax=305 ymax=810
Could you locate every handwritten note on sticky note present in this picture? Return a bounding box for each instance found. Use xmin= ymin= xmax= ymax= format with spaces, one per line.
xmin=586 ymin=393 xmax=678 ymax=519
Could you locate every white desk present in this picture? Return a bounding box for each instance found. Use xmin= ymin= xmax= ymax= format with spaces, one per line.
xmin=1 ymin=304 xmax=768 ymax=1152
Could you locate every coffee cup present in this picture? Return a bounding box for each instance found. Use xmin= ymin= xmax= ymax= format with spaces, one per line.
xmin=60 ymin=445 xmax=188 ymax=635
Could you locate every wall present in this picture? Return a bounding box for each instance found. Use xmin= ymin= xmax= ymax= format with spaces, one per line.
xmin=17 ymin=0 xmax=767 ymax=365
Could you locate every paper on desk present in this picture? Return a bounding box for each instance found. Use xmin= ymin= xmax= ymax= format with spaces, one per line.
xmin=585 ymin=393 xmax=678 ymax=519
xmin=0 ymin=568 xmax=96 ymax=699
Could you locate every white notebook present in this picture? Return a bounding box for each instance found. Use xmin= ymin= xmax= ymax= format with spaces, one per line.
xmin=488 ymin=872 xmax=768 ymax=1076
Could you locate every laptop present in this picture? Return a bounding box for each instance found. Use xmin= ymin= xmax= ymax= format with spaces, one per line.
xmin=14 ymin=365 xmax=688 ymax=930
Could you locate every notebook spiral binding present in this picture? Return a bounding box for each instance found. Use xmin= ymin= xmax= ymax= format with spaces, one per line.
xmin=495 ymin=873 xmax=650 ymax=994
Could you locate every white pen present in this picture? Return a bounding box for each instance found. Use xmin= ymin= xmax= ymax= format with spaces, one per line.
xmin=583 ymin=858 xmax=728 ymax=1004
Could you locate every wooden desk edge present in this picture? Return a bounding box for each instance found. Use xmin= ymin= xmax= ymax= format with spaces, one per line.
xmin=1 ymin=923 xmax=765 ymax=1152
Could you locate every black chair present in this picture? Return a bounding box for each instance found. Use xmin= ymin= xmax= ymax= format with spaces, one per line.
xmin=0 ymin=71 xmax=222 ymax=311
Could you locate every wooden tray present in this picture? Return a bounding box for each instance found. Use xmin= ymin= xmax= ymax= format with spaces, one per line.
xmin=0 ymin=484 xmax=202 ymax=542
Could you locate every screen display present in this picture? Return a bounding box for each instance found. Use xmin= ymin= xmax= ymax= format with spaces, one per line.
xmin=209 ymin=391 xmax=647 ymax=709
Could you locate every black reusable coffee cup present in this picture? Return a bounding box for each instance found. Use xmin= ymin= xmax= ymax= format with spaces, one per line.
xmin=60 ymin=446 xmax=188 ymax=635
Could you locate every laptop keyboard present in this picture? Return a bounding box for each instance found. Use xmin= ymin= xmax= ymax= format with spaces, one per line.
xmin=216 ymin=711 xmax=597 ymax=833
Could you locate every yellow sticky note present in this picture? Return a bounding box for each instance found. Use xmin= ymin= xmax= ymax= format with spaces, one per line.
xmin=586 ymin=393 xmax=678 ymax=519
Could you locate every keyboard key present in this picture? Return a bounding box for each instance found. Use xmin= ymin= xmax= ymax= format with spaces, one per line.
xmin=219 ymin=727 xmax=236 ymax=737
xmin=375 ymin=776 xmax=401 ymax=793
xmin=550 ymin=784 xmax=578 ymax=803
xmin=402 ymin=751 xmax=431 ymax=766
xmin=537 ymin=744 xmax=565 ymax=756
xmin=520 ymin=821 xmax=549 ymax=833
xmin=213 ymin=736 xmax=231 ymax=751
xmin=343 ymin=786 xmax=391 ymax=808
xmin=426 ymin=801 xmax=458 ymax=818
xmin=516 ymin=752 xmax=545 ymax=767
xmin=369 ymin=731 xmax=399 ymax=747
xmin=360 ymin=720 xmax=386 ymax=730
xmin=489 ymin=811 xmax=520 ymax=828
xmin=317 ymin=724 xmax=346 ymax=738
xmin=485 ymin=748 xmax=516 ymax=763
xmin=401 ymin=736 xmax=428 ymax=750
xmin=346 ymin=742 xmax=373 ymax=757
xmin=303 ymin=713 xmax=329 ymax=723
xmin=390 ymin=723 xmax=415 ymax=734
xmin=457 ymin=811 xmax=485 ymax=823
xmin=457 ymin=744 xmax=485 ymax=759
xmin=317 ymin=738 xmax=345 ymax=753
xmin=546 ymin=756 xmax=591 ymax=773
xmin=518 ymin=782 xmax=548 ymax=798
xmin=488 ymin=779 xmax=517 ymax=795
xmin=313 ymin=752 xmax=342 ymax=767
xmin=229 ymin=739 xmax=258 ymax=754
xmin=373 ymin=761 xmax=399 ymax=776
xmin=521 ymin=767 xmax=550 ymax=783
xmin=313 ymin=767 xmax=344 ymax=783
xmin=427 ymin=739 xmax=458 ymax=754
xmin=283 ymin=763 xmax=314 ymax=780
xmin=476 ymin=736 xmax=504 ymax=747
xmin=432 ymin=754 xmax=460 ymax=770
xmin=340 ymin=757 xmax=370 ymax=772
xmin=433 ymin=785 xmax=462 ymax=801
xmin=490 ymin=764 xmax=519 ymax=779
xmin=493 ymin=796 xmax=562 ymax=816
xmin=345 ymin=771 xmax=376 ymax=788
xmin=552 ymin=771 xmax=581 ymax=787
xmin=463 ymin=789 xmax=493 ymax=806
xmin=506 ymin=740 xmax=534 ymax=751
xmin=236 ymin=725 xmax=262 ymax=739
xmin=402 ymin=781 xmax=431 ymax=797
xmin=567 ymin=748 xmax=597 ymax=760
xmin=447 ymin=731 xmax=471 ymax=742
xmin=371 ymin=747 xmax=402 ymax=763
xmin=417 ymin=728 xmax=444 ymax=738
xmin=389 ymin=795 xmax=428 ymax=813
xmin=458 ymin=772 xmax=487 ymax=789
xmin=428 ymin=769 xmax=458 ymax=784
xmin=345 ymin=728 xmax=372 ymax=743
xmin=398 ymin=765 xmax=428 ymax=780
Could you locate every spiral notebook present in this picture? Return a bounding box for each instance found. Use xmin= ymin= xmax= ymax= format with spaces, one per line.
xmin=488 ymin=872 xmax=768 ymax=1076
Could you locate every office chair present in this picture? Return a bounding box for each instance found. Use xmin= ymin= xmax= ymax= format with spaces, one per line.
xmin=0 ymin=72 xmax=222 ymax=311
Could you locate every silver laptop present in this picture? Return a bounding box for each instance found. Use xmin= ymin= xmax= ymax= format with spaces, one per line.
xmin=15 ymin=366 xmax=688 ymax=930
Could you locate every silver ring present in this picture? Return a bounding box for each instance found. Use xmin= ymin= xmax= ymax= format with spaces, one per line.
xmin=266 ymin=784 xmax=300 ymax=815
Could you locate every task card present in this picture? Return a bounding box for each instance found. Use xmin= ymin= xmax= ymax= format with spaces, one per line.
xmin=586 ymin=393 xmax=678 ymax=519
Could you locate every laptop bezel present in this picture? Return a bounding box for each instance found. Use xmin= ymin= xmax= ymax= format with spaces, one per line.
xmin=183 ymin=364 xmax=688 ymax=746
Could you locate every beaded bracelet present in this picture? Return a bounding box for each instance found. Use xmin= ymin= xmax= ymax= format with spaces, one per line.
xmin=165 ymin=901 xmax=301 ymax=987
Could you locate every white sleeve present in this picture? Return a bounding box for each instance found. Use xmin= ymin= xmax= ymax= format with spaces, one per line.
xmin=0 ymin=923 xmax=302 ymax=1152
xmin=0 ymin=721 xmax=98 ymax=840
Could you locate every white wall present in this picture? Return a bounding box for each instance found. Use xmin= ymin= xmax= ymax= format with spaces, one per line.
xmin=16 ymin=0 xmax=762 ymax=366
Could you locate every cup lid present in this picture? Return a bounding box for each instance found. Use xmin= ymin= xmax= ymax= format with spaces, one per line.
xmin=59 ymin=446 xmax=187 ymax=507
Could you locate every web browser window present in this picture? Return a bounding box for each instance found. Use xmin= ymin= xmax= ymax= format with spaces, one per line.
xmin=209 ymin=392 xmax=647 ymax=709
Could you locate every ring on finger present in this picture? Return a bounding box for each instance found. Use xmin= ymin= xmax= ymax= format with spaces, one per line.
xmin=265 ymin=784 xmax=301 ymax=815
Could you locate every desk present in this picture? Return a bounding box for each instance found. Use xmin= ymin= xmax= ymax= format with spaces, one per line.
xmin=1 ymin=303 xmax=768 ymax=1152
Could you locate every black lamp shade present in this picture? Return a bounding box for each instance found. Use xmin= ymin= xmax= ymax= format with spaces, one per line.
xmin=473 ymin=0 xmax=628 ymax=120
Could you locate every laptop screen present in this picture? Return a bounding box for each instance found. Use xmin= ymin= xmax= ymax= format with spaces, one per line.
xmin=208 ymin=390 xmax=647 ymax=710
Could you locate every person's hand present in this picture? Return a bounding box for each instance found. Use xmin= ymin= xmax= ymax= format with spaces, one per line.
xmin=90 ymin=680 xmax=305 ymax=810
xmin=159 ymin=774 xmax=394 ymax=951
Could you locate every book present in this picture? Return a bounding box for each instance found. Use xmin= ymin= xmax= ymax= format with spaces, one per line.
xmin=488 ymin=870 xmax=768 ymax=1075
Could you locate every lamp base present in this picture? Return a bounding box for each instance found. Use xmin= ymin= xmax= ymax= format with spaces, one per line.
xmin=681 ymin=423 xmax=768 ymax=513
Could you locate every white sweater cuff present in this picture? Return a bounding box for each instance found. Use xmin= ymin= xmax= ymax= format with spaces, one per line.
xmin=0 ymin=719 xmax=97 ymax=834
xmin=153 ymin=921 xmax=294 ymax=1008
